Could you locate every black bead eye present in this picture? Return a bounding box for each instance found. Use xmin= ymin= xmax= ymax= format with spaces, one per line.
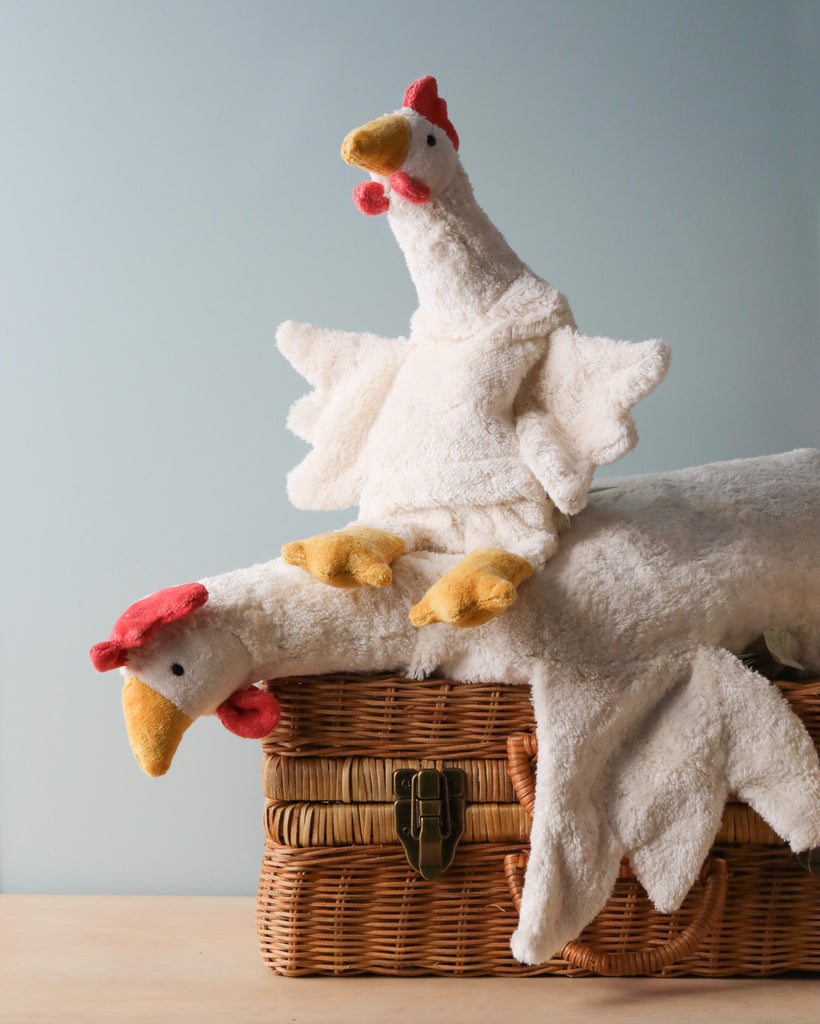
xmin=426 ymin=134 xmax=436 ymax=147
xmin=171 ymin=663 xmax=184 ymax=676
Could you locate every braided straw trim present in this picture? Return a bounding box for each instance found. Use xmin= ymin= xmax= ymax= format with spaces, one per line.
xmin=263 ymin=754 xmax=516 ymax=803
xmin=264 ymin=796 xmax=780 ymax=848
xmin=265 ymin=799 xmax=529 ymax=847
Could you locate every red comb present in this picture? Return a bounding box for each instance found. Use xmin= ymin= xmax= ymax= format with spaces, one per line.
xmin=90 ymin=582 xmax=209 ymax=671
xmin=403 ymin=76 xmax=459 ymax=151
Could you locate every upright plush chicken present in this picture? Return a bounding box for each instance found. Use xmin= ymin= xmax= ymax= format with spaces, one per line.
xmin=278 ymin=76 xmax=670 ymax=629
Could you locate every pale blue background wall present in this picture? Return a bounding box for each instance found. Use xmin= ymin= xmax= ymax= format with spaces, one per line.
xmin=1 ymin=0 xmax=818 ymax=894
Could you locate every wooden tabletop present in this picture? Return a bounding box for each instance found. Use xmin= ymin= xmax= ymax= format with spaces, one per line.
xmin=1 ymin=895 xmax=817 ymax=1023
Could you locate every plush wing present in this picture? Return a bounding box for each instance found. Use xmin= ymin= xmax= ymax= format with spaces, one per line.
xmin=277 ymin=321 xmax=410 ymax=510
xmin=515 ymin=327 xmax=670 ymax=515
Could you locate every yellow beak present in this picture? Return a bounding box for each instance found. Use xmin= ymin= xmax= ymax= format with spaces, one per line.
xmin=341 ymin=114 xmax=410 ymax=176
xmin=122 ymin=676 xmax=193 ymax=777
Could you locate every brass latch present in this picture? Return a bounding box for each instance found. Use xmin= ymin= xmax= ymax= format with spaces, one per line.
xmin=393 ymin=768 xmax=466 ymax=880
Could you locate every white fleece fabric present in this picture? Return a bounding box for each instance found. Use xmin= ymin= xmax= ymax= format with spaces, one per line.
xmin=278 ymin=105 xmax=669 ymax=563
xmin=117 ymin=451 xmax=820 ymax=964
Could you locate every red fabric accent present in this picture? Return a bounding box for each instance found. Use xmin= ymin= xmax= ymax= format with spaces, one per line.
xmin=90 ymin=582 xmax=209 ymax=672
xmin=389 ymin=172 xmax=432 ymax=205
xmin=353 ymin=180 xmax=389 ymax=215
xmin=216 ymin=686 xmax=281 ymax=739
xmin=89 ymin=640 xmax=129 ymax=672
xmin=402 ymin=76 xmax=459 ymax=151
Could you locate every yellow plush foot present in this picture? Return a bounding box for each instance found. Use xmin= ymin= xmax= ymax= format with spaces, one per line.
xmin=282 ymin=526 xmax=405 ymax=589
xmin=409 ymin=548 xmax=534 ymax=629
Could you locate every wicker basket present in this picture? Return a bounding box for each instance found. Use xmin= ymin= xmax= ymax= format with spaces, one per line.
xmin=256 ymin=674 xmax=820 ymax=976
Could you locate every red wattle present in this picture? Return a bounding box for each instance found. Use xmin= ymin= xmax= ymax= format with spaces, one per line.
xmin=216 ymin=686 xmax=281 ymax=739
xmin=389 ymin=172 xmax=431 ymax=206
xmin=353 ymin=181 xmax=389 ymax=215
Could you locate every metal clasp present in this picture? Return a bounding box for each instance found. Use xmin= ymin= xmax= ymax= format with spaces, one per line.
xmin=393 ymin=767 xmax=466 ymax=880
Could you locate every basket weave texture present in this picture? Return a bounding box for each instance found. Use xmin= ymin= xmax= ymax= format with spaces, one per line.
xmin=257 ymin=674 xmax=820 ymax=976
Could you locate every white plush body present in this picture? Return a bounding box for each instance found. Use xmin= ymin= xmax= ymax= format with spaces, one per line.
xmin=129 ymin=451 xmax=820 ymax=963
xmin=279 ymin=160 xmax=669 ymax=564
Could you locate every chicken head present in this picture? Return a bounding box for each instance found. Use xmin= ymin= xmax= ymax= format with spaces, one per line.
xmin=90 ymin=583 xmax=280 ymax=776
xmin=342 ymin=75 xmax=461 ymax=214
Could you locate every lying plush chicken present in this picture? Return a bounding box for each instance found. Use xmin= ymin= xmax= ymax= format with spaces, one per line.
xmin=278 ymin=75 xmax=670 ymax=629
xmin=90 ymin=450 xmax=820 ymax=963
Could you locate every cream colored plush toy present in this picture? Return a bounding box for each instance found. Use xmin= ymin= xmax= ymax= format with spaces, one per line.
xmin=278 ymin=76 xmax=670 ymax=629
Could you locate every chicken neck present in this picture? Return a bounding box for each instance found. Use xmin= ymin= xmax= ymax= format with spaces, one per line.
xmin=387 ymin=164 xmax=529 ymax=338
